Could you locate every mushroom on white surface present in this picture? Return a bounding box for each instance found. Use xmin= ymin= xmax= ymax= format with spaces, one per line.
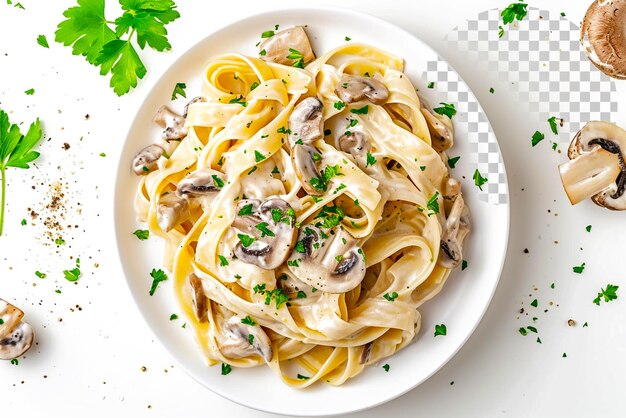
xmin=559 ymin=121 xmax=626 ymax=210
xmin=188 ymin=273 xmax=208 ymax=322
xmin=288 ymin=97 xmax=324 ymax=146
xmin=0 ymin=299 xmax=35 ymax=360
xmin=287 ymin=225 xmax=366 ymax=294
xmin=418 ymin=94 xmax=454 ymax=152
xmin=581 ymin=0 xmax=626 ymax=79
xmin=338 ymin=131 xmax=371 ymax=168
xmin=334 ymin=75 xmax=389 ymax=105
xmin=232 ymin=198 xmax=297 ymax=269
xmin=156 ymin=193 xmax=190 ymax=232
xmin=131 ymin=144 xmax=164 ymax=176
xmin=258 ymin=26 xmax=315 ymax=66
xmin=216 ymin=309 xmax=273 ymax=362
xmin=176 ymin=169 xmax=225 ymax=198
xmin=153 ymin=105 xmax=187 ymax=141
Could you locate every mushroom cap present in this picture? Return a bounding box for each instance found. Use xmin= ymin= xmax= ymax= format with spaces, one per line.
xmin=0 ymin=299 xmax=34 ymax=360
xmin=438 ymin=193 xmax=470 ymax=269
xmin=157 ymin=193 xmax=190 ymax=232
xmin=335 ymin=75 xmax=389 ymax=105
xmin=188 ymin=273 xmax=208 ymax=322
xmin=232 ymin=198 xmax=297 ymax=269
xmin=131 ymin=144 xmax=164 ymax=176
xmin=418 ymin=94 xmax=454 ymax=152
xmin=217 ymin=311 xmax=273 ymax=362
xmin=338 ymin=131 xmax=371 ymax=168
xmin=176 ymin=169 xmax=225 ymax=198
xmin=581 ymin=0 xmax=626 ymax=79
xmin=288 ymin=97 xmax=324 ymax=145
xmin=259 ymin=26 xmax=315 ymax=66
xmin=291 ymin=144 xmax=322 ymax=195
xmin=153 ymin=105 xmax=187 ymax=141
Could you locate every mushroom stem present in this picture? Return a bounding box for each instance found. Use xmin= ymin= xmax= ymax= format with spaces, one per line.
xmin=559 ymin=147 xmax=621 ymax=205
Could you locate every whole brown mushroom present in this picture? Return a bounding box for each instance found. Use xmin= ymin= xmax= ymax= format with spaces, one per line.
xmin=581 ymin=0 xmax=626 ymax=79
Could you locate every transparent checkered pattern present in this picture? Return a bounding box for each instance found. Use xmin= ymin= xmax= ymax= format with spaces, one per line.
xmin=446 ymin=7 xmax=618 ymax=148
xmin=424 ymin=59 xmax=508 ymax=205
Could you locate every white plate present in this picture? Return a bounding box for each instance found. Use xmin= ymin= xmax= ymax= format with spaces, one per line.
xmin=114 ymin=6 xmax=510 ymax=416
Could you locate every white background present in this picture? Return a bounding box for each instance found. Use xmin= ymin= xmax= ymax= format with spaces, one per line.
xmin=1 ymin=1 xmax=625 ymax=417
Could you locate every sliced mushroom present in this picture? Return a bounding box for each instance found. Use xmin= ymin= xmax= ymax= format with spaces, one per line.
xmin=359 ymin=342 xmax=373 ymax=365
xmin=0 ymin=299 xmax=34 ymax=360
xmin=176 ymin=169 xmax=225 ymax=198
xmin=156 ymin=193 xmax=190 ymax=232
xmin=419 ymin=94 xmax=454 ymax=152
xmin=581 ymin=0 xmax=626 ymax=79
xmin=287 ymin=225 xmax=366 ymax=294
xmin=338 ymin=131 xmax=371 ymax=168
xmin=288 ymin=97 xmax=324 ymax=146
xmin=438 ymin=191 xmax=471 ymax=269
xmin=153 ymin=105 xmax=187 ymax=142
xmin=334 ymin=75 xmax=389 ymax=105
xmin=292 ymin=144 xmax=322 ymax=195
xmin=188 ymin=273 xmax=207 ymax=322
xmin=232 ymin=198 xmax=297 ymax=269
xmin=132 ymin=144 xmax=164 ymax=176
xmin=258 ymin=26 xmax=315 ymax=66
xmin=183 ymin=96 xmax=205 ymax=118
xmin=216 ymin=309 xmax=273 ymax=362
xmin=559 ymin=121 xmax=626 ymax=210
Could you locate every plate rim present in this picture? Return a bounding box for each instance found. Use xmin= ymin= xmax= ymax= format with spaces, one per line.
xmin=113 ymin=5 xmax=511 ymax=416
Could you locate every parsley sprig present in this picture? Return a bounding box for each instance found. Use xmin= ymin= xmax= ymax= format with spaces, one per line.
xmin=0 ymin=109 xmax=43 ymax=236
xmin=55 ymin=0 xmax=180 ymax=96
xmin=593 ymin=284 xmax=618 ymax=306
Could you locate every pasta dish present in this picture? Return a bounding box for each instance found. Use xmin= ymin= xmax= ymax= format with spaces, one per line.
xmin=131 ymin=26 xmax=470 ymax=387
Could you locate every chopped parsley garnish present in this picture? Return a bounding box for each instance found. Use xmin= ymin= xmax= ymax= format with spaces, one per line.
xmin=366 ymin=152 xmax=376 ymax=167
xmin=335 ymin=254 xmax=343 ymax=262
xmin=294 ymin=240 xmax=306 ymax=253
xmin=518 ymin=327 xmax=528 ymax=336
xmin=586 ymin=225 xmax=592 ymax=232
xmin=334 ymin=183 xmax=347 ymax=193
xmin=526 ymin=326 xmax=538 ymax=333
xmin=536 ymin=337 xmax=542 ymax=344
xmin=297 ymin=374 xmax=310 ymax=380
xmin=25 ymin=88 xmax=35 ymax=95
xmin=238 ymin=234 xmax=256 ymax=247
xmin=271 ymin=208 xmax=283 ymax=223
xmin=21 ymin=219 xmax=27 ymax=225
xmin=420 ymin=166 xmax=426 ymax=171
xmin=259 ymin=288 xmax=289 ymax=308
xmin=271 ymin=166 xmax=280 ymax=174
xmin=350 ymin=105 xmax=369 ymax=115
xmin=382 ymin=364 xmax=390 ymax=372
xmin=254 ymin=150 xmax=266 ymax=162
xmin=169 ymin=314 xmax=178 ymax=320
xmin=560 ymin=12 xmax=566 ymax=17
xmin=333 ymin=101 xmax=346 ymax=110
xmin=427 ymin=192 xmax=440 ymax=214
xmin=383 ymin=291 xmax=399 ymax=302
xmin=37 ymin=34 xmax=49 ymax=48
xmin=171 ymin=82 xmax=186 ymax=100
xmin=10 ymin=359 xmax=18 ymax=365
xmin=218 ymin=255 xmax=229 ymax=266
xmin=238 ymin=204 xmax=253 ymax=216
xmin=133 ymin=229 xmax=149 ymax=240
xmin=427 ymin=82 xmax=435 ymax=89
xmin=277 ymin=126 xmax=291 ymax=134
xmin=287 ymin=259 xmax=300 ymax=267
xmin=255 ymin=222 xmax=275 ymax=238
xmin=312 ymin=152 xmax=322 ymax=162
xmin=296 ymin=291 xmax=307 ymax=299
xmin=55 ymin=238 xmax=66 ymax=245
xmin=261 ymin=30 xmax=274 ymax=38
xmin=498 ymin=25 xmax=504 ymax=38
xmin=250 ymin=81 xmax=260 ymax=91
xmin=434 ymin=324 xmax=447 ymax=337
xmin=211 ymin=174 xmax=224 ymax=187
xmin=310 ymin=164 xmax=343 ymax=192
xmin=530 ymin=299 xmax=538 ymax=308
xmin=259 ymin=49 xmax=266 ymax=56
xmin=253 ymin=283 xmax=266 ymax=294
xmin=314 ymin=205 xmax=345 ymax=229
xmin=489 ymin=87 xmax=495 ymax=94
xmin=473 ymin=169 xmax=488 ymax=190
xmin=593 ymin=284 xmax=619 ymax=306
xmin=547 ymin=116 xmax=559 ymax=135
xmin=248 ymin=334 xmax=254 ymax=345
xmin=35 ymin=271 xmax=46 ymax=279
xmin=229 ymin=96 xmax=247 ymax=107
xmin=433 ymin=103 xmax=456 ymax=118
xmin=447 ymin=156 xmax=460 ymax=168
xmin=55 ymin=0 xmax=180 ymax=96
xmin=344 ymin=36 xmax=351 ymax=41
xmin=221 ymin=363 xmax=232 ymax=375
xmin=531 ymin=131 xmax=544 ymax=147
xmin=347 ymin=119 xmax=358 ymax=128
xmin=148 ymin=268 xmax=167 ymax=295
xmin=247 ymin=166 xmax=258 ymax=175
xmin=63 ymin=265 xmax=81 ymax=282
xmin=572 ymin=262 xmax=586 ymax=274
xmin=501 ymin=2 xmax=528 ymax=25
xmin=287 ymin=48 xmax=304 ymax=68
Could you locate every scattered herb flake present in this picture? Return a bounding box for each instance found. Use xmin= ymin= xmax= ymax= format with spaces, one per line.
xmin=501 ymin=2 xmax=528 ymax=25
xmin=261 ymin=30 xmax=274 ymax=38
xmin=461 ymin=259 xmax=468 ymax=270
xmin=254 ymin=150 xmax=266 ymax=162
xmin=473 ymin=169 xmax=488 ymax=190
xmin=448 ymin=156 xmax=460 ymax=168
xmin=593 ymin=284 xmax=618 ymax=306
xmin=24 ymin=88 xmax=35 ymax=95
xmin=531 ymin=131 xmax=544 ymax=147
xmin=148 ymin=268 xmax=167 ymax=295
xmin=238 ymin=234 xmax=256 ymax=247
xmin=218 ymin=255 xmax=229 ymax=266
xmin=382 ymin=364 xmax=390 ymax=372
xmin=433 ymin=103 xmax=456 ymax=118
xmin=169 ymin=313 xmax=178 ymax=320
xmin=297 ymin=373 xmax=310 ymax=380
xmin=383 ymin=291 xmax=398 ymax=302
xmin=434 ymin=324 xmax=447 ymax=337
xmin=366 ymin=152 xmax=376 ymax=167
xmin=585 ymin=225 xmax=592 ymax=232
xmin=427 ymin=192 xmax=440 ymax=214
xmin=489 ymin=87 xmax=495 ymax=94
xmin=427 ymin=82 xmax=435 ymax=89
xmin=35 ymin=271 xmax=46 ymax=279
xmin=221 ymin=363 xmax=232 ymax=375
xmin=171 ymin=82 xmax=186 ymax=100
xmin=547 ymin=116 xmax=559 ymax=135
xmin=572 ymin=262 xmax=586 ymax=274
xmin=37 ymin=34 xmax=49 ymax=48
xmin=530 ymin=299 xmax=538 ymax=308
xmin=133 ymin=229 xmax=149 ymax=240
xmin=350 ymin=105 xmax=369 ymax=115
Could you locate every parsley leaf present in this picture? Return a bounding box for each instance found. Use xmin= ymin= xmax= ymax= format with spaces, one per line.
xmin=593 ymin=284 xmax=619 ymax=305
xmin=55 ymin=0 xmax=179 ymax=96
xmin=531 ymin=131 xmax=544 ymax=147
xmin=382 ymin=364 xmax=390 ymax=372
xmin=501 ymin=2 xmax=528 ymax=25
xmin=498 ymin=25 xmax=504 ymax=38
xmin=241 ymin=315 xmax=256 ymax=325
xmin=238 ymin=233 xmax=256 ymax=247
xmin=37 ymin=34 xmax=50 ymax=48
xmin=218 ymin=255 xmax=229 ymax=266
xmin=586 ymin=225 xmax=592 ymax=232
xmin=473 ymin=169 xmax=488 ymax=190
xmin=211 ymin=174 xmax=224 ymax=187
xmin=255 ymin=222 xmax=275 ymax=238
xmin=149 ymin=268 xmax=168 ymax=295
xmin=297 ymin=373 xmax=310 ymax=380
xmin=333 ymin=101 xmax=346 ymax=111
xmin=427 ymin=82 xmax=435 ymax=89
xmin=572 ymin=262 xmax=586 ymax=274
xmin=366 ymin=152 xmax=376 ymax=167
xmin=221 ymin=363 xmax=232 ymax=375
xmin=433 ymin=103 xmax=456 ymax=118
xmin=171 ymin=82 xmax=186 ymax=100
xmin=447 ymin=156 xmax=460 ymax=168
xmin=0 ymin=109 xmax=44 ymax=235
xmin=461 ymin=259 xmax=468 ymax=270
xmin=427 ymin=192 xmax=440 ymax=214
xmin=238 ymin=203 xmax=253 ymax=216
xmin=228 ymin=95 xmax=247 ymax=107
xmin=63 ymin=267 xmax=81 ymax=282
xmin=133 ymin=229 xmax=149 ymax=240
xmin=287 ymin=48 xmax=304 ymax=68
xmin=383 ymin=291 xmax=398 ymax=302
xmin=254 ymin=150 xmax=266 ymax=162
xmin=547 ymin=117 xmax=559 ymax=135
xmin=24 ymin=88 xmax=35 ymax=95
xmin=434 ymin=324 xmax=447 ymax=337
xmin=350 ymin=105 xmax=369 ymax=115
xmin=261 ymin=30 xmax=274 ymax=38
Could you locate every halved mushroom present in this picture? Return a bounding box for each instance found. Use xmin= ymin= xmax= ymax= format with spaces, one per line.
xmin=156 ymin=192 xmax=190 ymax=232
xmin=419 ymin=94 xmax=454 ymax=152
xmin=287 ymin=225 xmax=366 ymax=294
xmin=559 ymin=121 xmax=626 ymax=210
xmin=176 ymin=169 xmax=225 ymax=198
xmin=216 ymin=308 xmax=273 ymax=362
xmin=581 ymin=0 xmax=626 ymax=79
xmin=232 ymin=198 xmax=297 ymax=269
xmin=338 ymin=131 xmax=371 ymax=168
xmin=258 ymin=26 xmax=315 ymax=66
xmin=292 ymin=144 xmax=323 ymax=195
xmin=0 ymin=299 xmax=35 ymax=360
xmin=288 ymin=97 xmax=324 ymax=146
xmin=153 ymin=105 xmax=187 ymax=141
xmin=334 ymin=75 xmax=389 ymax=105
xmin=132 ymin=144 xmax=164 ymax=176
xmin=188 ymin=273 xmax=208 ymax=322
xmin=438 ymin=186 xmax=471 ymax=269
